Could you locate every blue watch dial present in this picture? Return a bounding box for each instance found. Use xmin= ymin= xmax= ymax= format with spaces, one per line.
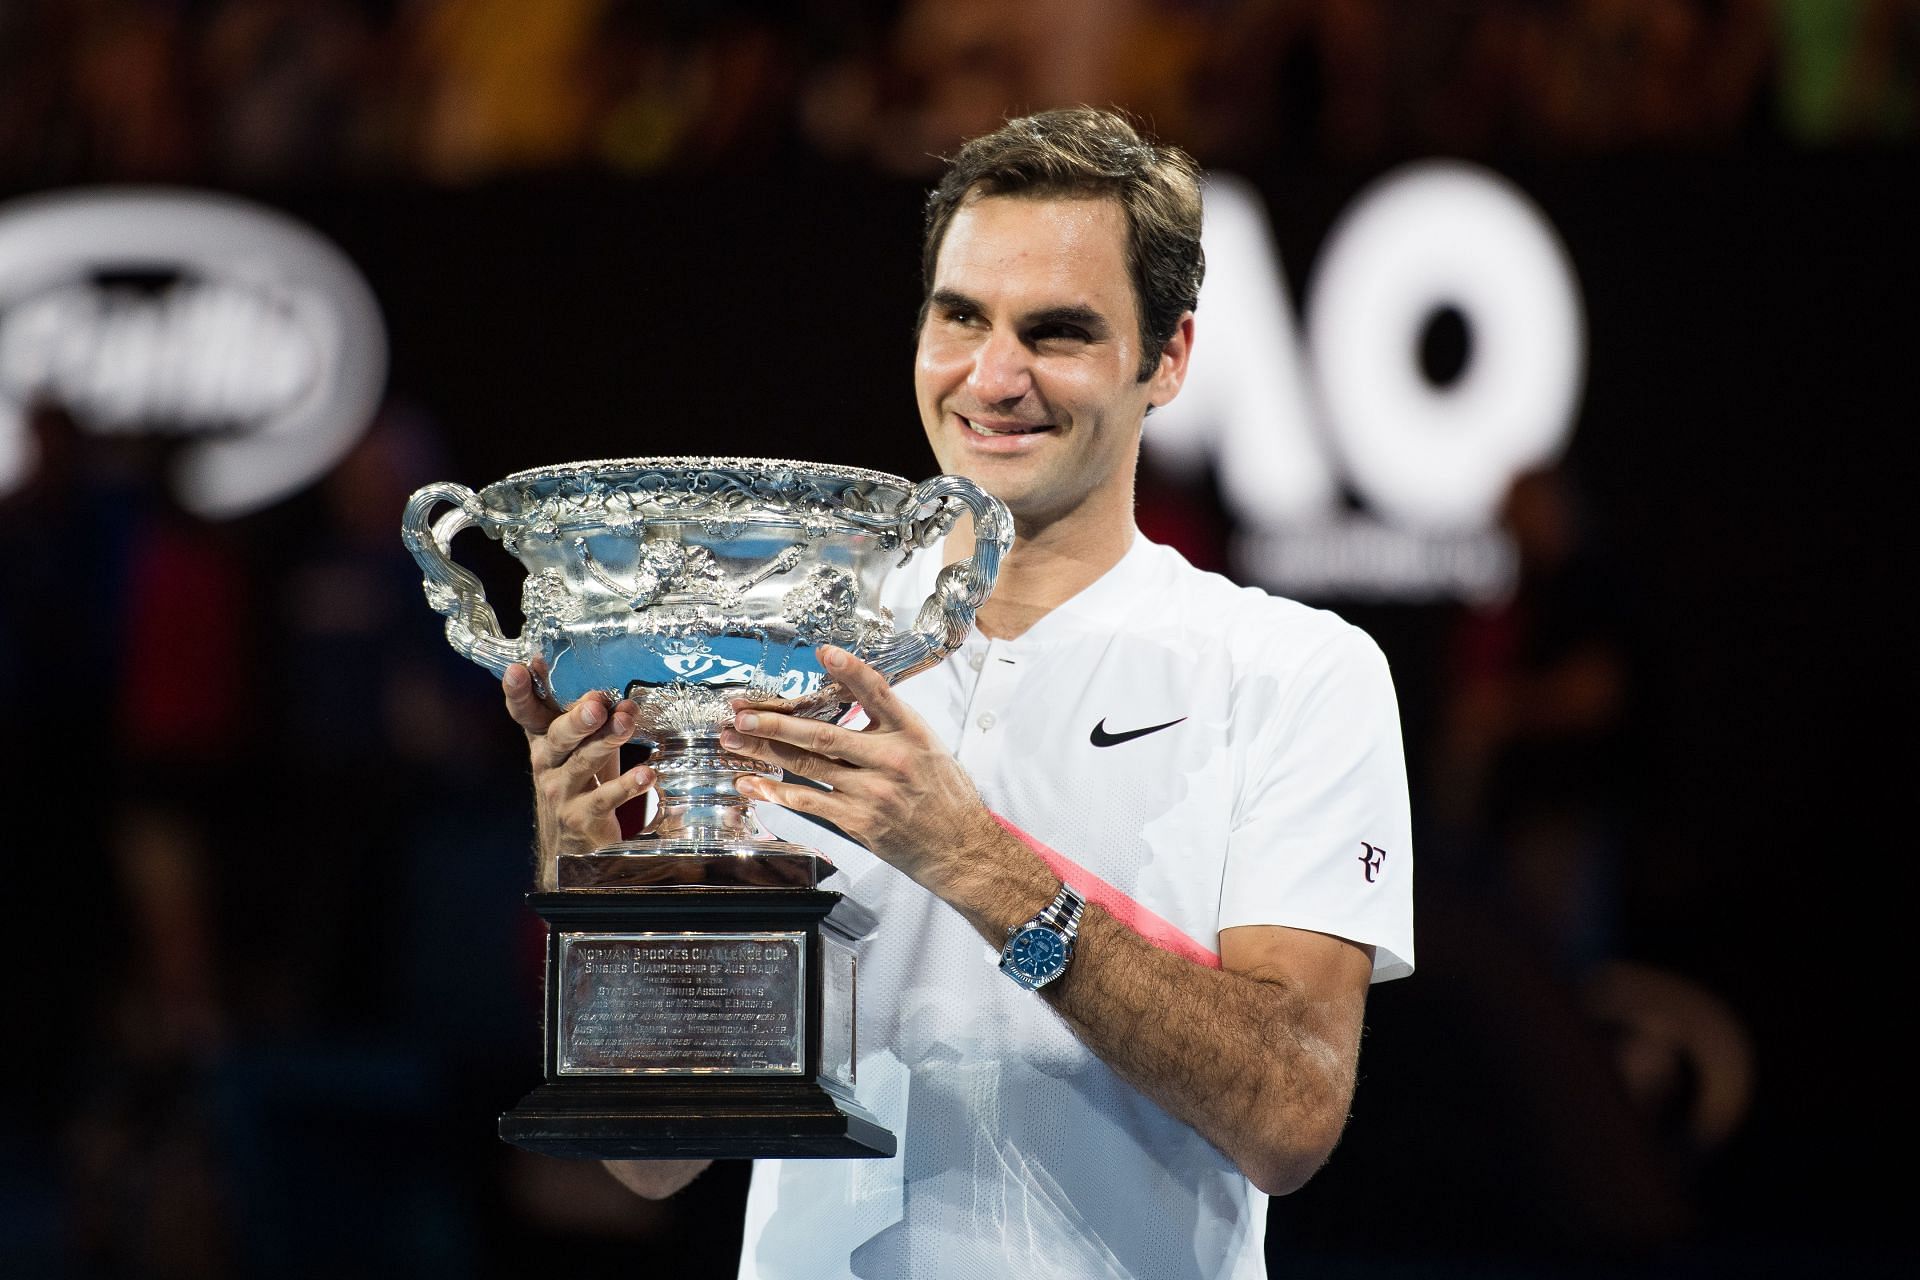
xmin=1008 ymin=927 xmax=1066 ymax=979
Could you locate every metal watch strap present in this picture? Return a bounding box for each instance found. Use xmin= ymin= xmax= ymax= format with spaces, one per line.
xmin=1040 ymin=883 xmax=1085 ymax=935
xmin=1020 ymin=882 xmax=1084 ymax=939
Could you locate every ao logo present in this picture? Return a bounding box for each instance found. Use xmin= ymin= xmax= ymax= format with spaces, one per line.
xmin=1149 ymin=164 xmax=1585 ymax=602
xmin=0 ymin=189 xmax=386 ymax=519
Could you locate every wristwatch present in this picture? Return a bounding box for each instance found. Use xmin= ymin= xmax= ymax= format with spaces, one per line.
xmin=998 ymin=882 xmax=1086 ymax=991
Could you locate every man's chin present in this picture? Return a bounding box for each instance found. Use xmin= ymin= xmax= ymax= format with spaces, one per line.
xmin=922 ymin=441 xmax=1056 ymax=526
xmin=925 ymin=445 xmax=994 ymax=488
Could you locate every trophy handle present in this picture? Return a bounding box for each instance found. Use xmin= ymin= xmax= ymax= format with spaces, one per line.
xmin=401 ymin=481 xmax=528 ymax=678
xmin=865 ymin=476 xmax=1013 ymax=682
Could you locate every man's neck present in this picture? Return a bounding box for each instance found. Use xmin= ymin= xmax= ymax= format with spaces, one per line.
xmin=950 ymin=500 xmax=1136 ymax=641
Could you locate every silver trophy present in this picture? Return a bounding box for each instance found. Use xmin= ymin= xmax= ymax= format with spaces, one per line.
xmin=402 ymin=457 xmax=1010 ymax=1159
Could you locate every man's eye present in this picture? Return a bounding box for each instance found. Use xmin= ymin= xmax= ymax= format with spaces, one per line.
xmin=1031 ymin=324 xmax=1089 ymax=344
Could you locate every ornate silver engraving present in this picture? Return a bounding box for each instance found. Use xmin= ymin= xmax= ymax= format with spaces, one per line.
xmin=521 ymin=569 xmax=584 ymax=637
xmin=781 ymin=565 xmax=860 ymax=645
xmin=402 ymin=458 xmax=1012 ymax=849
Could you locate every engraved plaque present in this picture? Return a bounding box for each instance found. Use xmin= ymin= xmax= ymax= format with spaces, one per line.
xmin=501 ymin=890 xmax=894 ymax=1158
xmin=819 ymin=933 xmax=857 ymax=1089
xmin=557 ymin=932 xmax=806 ymax=1076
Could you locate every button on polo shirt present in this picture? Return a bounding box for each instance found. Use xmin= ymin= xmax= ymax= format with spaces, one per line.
xmin=954 ymin=636 xmax=1018 ymax=755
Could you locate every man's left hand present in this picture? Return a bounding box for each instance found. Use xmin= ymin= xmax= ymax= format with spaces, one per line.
xmin=720 ymin=644 xmax=1005 ymax=896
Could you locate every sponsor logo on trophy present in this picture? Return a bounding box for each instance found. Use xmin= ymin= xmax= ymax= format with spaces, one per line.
xmin=403 ymin=457 xmax=1010 ymax=1158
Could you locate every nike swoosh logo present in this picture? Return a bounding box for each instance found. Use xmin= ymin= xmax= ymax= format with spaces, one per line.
xmin=1089 ymin=716 xmax=1187 ymax=748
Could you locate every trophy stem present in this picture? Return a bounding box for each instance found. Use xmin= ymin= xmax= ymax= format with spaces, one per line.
xmin=649 ymin=735 xmax=777 ymax=845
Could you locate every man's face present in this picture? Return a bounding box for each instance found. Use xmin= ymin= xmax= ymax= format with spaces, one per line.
xmin=915 ymin=194 xmax=1190 ymax=532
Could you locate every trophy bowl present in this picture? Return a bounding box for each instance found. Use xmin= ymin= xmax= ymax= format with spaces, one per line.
xmin=401 ymin=457 xmax=1010 ymax=1159
xmin=403 ymin=456 xmax=1011 ymax=871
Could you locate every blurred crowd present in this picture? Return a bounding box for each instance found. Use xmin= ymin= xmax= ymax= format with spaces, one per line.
xmin=0 ymin=0 xmax=1915 ymax=187
xmin=0 ymin=402 xmax=553 ymax=1275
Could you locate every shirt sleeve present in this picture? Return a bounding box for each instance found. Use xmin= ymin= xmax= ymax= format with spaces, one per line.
xmin=1218 ymin=622 xmax=1415 ymax=981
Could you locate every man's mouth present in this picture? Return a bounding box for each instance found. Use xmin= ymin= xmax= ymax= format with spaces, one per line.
xmin=962 ymin=415 xmax=1053 ymax=437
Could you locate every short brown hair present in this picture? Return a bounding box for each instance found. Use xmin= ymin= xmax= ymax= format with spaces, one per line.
xmin=921 ymin=108 xmax=1205 ymax=381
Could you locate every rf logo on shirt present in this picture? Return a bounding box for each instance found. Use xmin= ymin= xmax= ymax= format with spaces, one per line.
xmin=1359 ymin=842 xmax=1387 ymax=883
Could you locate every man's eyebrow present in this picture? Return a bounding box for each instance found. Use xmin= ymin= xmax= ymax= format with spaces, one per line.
xmin=926 ymin=288 xmax=982 ymax=314
xmin=925 ymin=292 xmax=1113 ymax=336
xmin=1023 ymin=304 xmax=1108 ymax=334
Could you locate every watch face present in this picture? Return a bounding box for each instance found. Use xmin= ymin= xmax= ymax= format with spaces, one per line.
xmin=1006 ymin=927 xmax=1067 ymax=982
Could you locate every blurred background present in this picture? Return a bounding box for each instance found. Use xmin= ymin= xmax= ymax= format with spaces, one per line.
xmin=0 ymin=1 xmax=1912 ymax=1276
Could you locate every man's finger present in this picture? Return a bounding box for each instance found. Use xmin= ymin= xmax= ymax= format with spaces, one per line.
xmin=720 ymin=726 xmax=851 ymax=789
xmin=729 ymin=708 xmax=873 ymax=769
xmin=736 ymin=773 xmax=852 ymax=835
xmin=535 ymin=693 xmax=635 ymax=772
xmin=632 ymin=782 xmax=664 ymax=834
xmin=579 ymin=765 xmax=657 ymax=820
xmin=503 ymin=663 xmax=559 ymax=735
xmin=820 ymin=645 xmax=905 ymax=728
xmin=564 ymin=730 xmax=638 ymax=791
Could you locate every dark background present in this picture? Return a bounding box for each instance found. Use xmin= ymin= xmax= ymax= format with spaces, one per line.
xmin=1 ymin=3 xmax=1914 ymax=1277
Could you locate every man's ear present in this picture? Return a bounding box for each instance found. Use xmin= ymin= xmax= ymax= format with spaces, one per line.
xmin=1146 ymin=313 xmax=1196 ymax=409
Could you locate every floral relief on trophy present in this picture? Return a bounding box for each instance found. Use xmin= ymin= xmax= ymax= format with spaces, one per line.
xmin=780 ymin=565 xmax=866 ymax=648
xmin=657 ymin=629 xmax=717 ymax=661
xmin=573 ymin=534 xmax=810 ymax=613
xmin=627 ymin=681 xmax=785 ymax=742
xmin=507 ymin=459 xmax=909 ymax=550
xmin=521 ymin=569 xmax=585 ymax=638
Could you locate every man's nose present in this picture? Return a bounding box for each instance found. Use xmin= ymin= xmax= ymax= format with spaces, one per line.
xmin=966 ymin=329 xmax=1032 ymax=405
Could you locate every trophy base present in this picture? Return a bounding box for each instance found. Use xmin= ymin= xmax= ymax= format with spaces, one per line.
xmin=505 ymin=873 xmax=894 ymax=1162
xmin=498 ymin=1079 xmax=895 ymax=1159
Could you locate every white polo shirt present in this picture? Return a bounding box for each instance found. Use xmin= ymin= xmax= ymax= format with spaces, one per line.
xmin=738 ymin=532 xmax=1413 ymax=1280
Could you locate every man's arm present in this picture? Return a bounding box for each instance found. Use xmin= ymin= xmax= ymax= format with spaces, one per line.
xmin=1049 ymin=917 xmax=1369 ymax=1195
xmin=724 ymin=645 xmax=1374 ymax=1195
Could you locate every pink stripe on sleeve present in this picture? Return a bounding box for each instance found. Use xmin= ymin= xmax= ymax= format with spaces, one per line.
xmin=992 ymin=813 xmax=1221 ymax=970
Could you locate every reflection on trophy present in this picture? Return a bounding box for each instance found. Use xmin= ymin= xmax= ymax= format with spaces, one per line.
xmin=402 ymin=457 xmax=1010 ymax=1159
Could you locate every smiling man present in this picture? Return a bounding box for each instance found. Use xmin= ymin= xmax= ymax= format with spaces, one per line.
xmin=503 ymin=108 xmax=1414 ymax=1280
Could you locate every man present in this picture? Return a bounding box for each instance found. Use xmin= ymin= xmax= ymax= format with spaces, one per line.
xmin=502 ymin=108 xmax=1413 ymax=1279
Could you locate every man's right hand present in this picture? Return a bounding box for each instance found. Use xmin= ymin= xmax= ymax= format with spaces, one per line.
xmin=603 ymin=1158 xmax=712 ymax=1200
xmin=503 ymin=658 xmax=656 ymax=887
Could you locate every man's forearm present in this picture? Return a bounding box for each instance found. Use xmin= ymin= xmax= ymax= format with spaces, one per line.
xmin=1044 ymin=908 xmax=1358 ymax=1195
xmin=941 ymin=831 xmax=1363 ymax=1196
